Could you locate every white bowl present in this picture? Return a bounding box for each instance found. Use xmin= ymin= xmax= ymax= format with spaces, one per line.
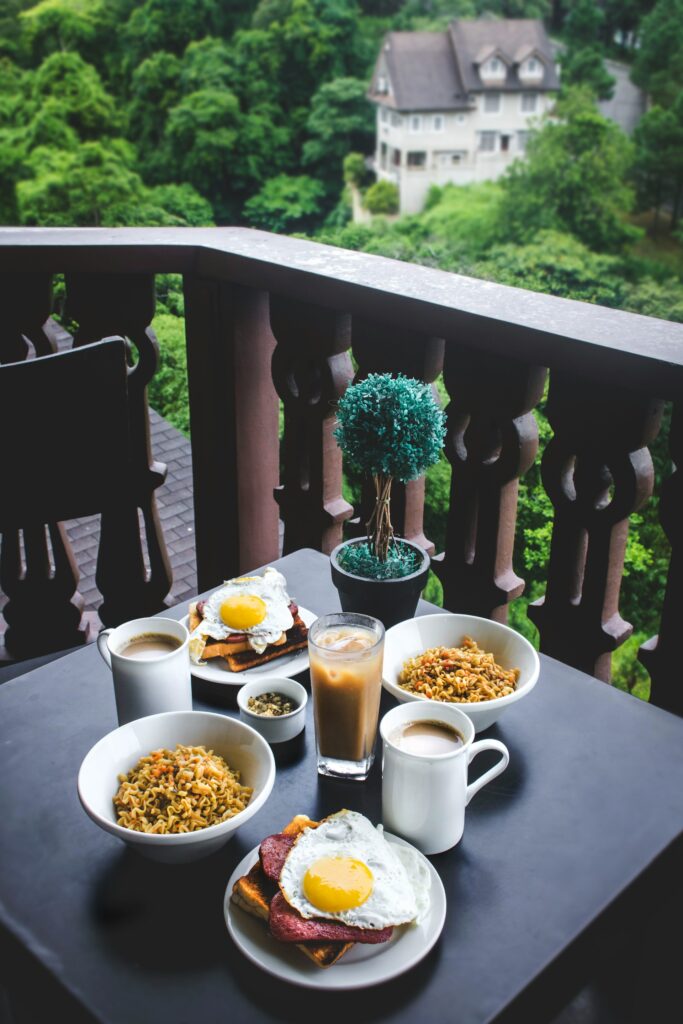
xmin=382 ymin=613 xmax=540 ymax=732
xmin=77 ymin=710 xmax=276 ymax=863
xmin=237 ymin=678 xmax=307 ymax=744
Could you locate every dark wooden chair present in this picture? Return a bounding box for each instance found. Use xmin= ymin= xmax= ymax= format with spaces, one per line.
xmin=0 ymin=331 xmax=172 ymax=660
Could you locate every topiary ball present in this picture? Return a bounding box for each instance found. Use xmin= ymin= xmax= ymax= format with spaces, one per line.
xmin=334 ymin=373 xmax=446 ymax=482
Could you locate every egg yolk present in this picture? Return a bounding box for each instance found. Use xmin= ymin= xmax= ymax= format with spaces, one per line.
xmin=303 ymin=857 xmax=373 ymax=913
xmin=219 ymin=594 xmax=267 ymax=630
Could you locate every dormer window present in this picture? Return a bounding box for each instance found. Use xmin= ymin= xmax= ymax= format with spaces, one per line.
xmin=377 ymin=74 xmax=388 ymax=94
xmin=480 ymin=56 xmax=507 ymax=83
xmin=519 ymin=56 xmax=544 ymax=83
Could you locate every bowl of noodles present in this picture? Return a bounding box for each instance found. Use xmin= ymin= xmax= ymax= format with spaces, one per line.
xmin=77 ymin=710 xmax=275 ymax=862
xmin=382 ymin=613 xmax=540 ymax=733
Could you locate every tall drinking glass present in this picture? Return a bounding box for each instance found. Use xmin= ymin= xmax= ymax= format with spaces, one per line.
xmin=308 ymin=612 xmax=385 ymax=780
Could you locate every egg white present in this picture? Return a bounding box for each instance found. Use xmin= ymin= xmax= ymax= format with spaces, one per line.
xmin=189 ymin=567 xmax=294 ymax=662
xmin=279 ymin=809 xmax=428 ymax=929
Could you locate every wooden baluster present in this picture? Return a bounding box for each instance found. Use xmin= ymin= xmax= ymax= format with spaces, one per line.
xmin=270 ymin=296 xmax=354 ymax=555
xmin=349 ymin=321 xmax=445 ymax=553
xmin=529 ymin=373 xmax=662 ymax=681
xmin=0 ymin=272 xmax=54 ymax=364
xmin=65 ymin=273 xmax=172 ymax=624
xmin=434 ymin=346 xmax=546 ymax=621
xmin=639 ymin=401 xmax=683 ymax=714
xmin=1 ymin=273 xmax=89 ymax=655
xmin=184 ymin=279 xmax=280 ymax=587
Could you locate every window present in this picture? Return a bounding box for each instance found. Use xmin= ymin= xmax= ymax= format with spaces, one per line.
xmin=526 ymin=58 xmax=540 ymax=74
xmin=433 ymin=115 xmax=444 ymax=132
xmin=521 ymin=92 xmax=537 ymax=112
xmin=410 ymin=115 xmax=422 ymax=132
xmin=434 ymin=150 xmax=465 ymax=168
xmin=391 ymin=112 xmax=402 ymax=128
xmin=380 ymin=107 xmax=388 ymax=123
xmin=392 ymin=147 xmax=401 ymax=166
xmin=407 ymin=150 xmax=426 ymax=168
xmin=481 ymin=56 xmax=506 ymax=81
xmin=456 ymin=113 xmax=467 ymax=124
xmin=484 ymin=92 xmax=501 ymax=113
xmin=479 ymin=131 xmax=496 ymax=152
xmin=380 ymin=142 xmax=388 ymax=168
xmin=377 ymin=74 xmax=388 ymax=94
xmin=517 ymin=131 xmax=530 ymax=151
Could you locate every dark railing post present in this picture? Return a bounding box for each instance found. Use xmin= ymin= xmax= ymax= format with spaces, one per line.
xmin=434 ymin=346 xmax=546 ymax=620
xmin=184 ymin=279 xmax=280 ymax=588
xmin=270 ymin=295 xmax=354 ymax=554
xmin=349 ymin=320 xmax=445 ymax=553
xmin=639 ymin=401 xmax=682 ymax=714
xmin=529 ymin=372 xmax=663 ymax=681
xmin=65 ymin=272 xmax=173 ymax=624
xmin=0 ymin=273 xmax=88 ymax=656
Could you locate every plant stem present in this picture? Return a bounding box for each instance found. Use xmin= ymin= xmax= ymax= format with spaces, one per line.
xmin=367 ymin=473 xmax=394 ymax=561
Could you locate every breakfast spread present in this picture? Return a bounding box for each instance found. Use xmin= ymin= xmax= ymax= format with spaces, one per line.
xmin=247 ymin=692 xmax=297 ymax=717
xmin=399 ymin=636 xmax=519 ymax=703
xmin=231 ymin=809 xmax=431 ymax=968
xmin=114 ymin=744 xmax=252 ymax=834
xmin=188 ymin=568 xmax=308 ymax=672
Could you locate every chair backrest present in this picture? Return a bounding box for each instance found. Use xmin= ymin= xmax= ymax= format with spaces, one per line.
xmin=0 ymin=338 xmax=131 ymax=531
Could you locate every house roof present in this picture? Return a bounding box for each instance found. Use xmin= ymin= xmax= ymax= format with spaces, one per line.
xmin=368 ymin=31 xmax=470 ymax=111
xmin=368 ymin=18 xmax=559 ymax=112
xmin=449 ymin=19 xmax=560 ymax=93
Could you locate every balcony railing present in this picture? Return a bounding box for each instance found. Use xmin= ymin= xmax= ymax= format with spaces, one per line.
xmin=1 ymin=227 xmax=682 ymax=715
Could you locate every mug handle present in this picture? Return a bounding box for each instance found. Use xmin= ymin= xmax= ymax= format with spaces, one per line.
xmin=465 ymin=739 xmax=510 ymax=806
xmin=97 ymin=628 xmax=114 ymax=670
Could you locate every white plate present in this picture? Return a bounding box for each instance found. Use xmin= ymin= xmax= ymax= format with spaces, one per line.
xmin=183 ymin=607 xmax=317 ymax=686
xmin=224 ymin=833 xmax=446 ymax=990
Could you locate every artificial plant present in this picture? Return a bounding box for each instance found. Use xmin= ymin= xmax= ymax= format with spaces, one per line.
xmin=334 ymin=373 xmax=446 ymax=579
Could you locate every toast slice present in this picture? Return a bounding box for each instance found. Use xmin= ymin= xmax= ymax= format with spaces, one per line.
xmin=231 ymin=816 xmax=353 ymax=969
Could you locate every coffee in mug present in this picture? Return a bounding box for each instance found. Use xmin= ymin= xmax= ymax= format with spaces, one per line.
xmin=118 ymin=633 xmax=183 ymax=660
xmin=97 ymin=617 xmax=191 ymax=726
xmin=389 ymin=719 xmax=465 ymax=756
xmin=380 ymin=701 xmax=509 ymax=855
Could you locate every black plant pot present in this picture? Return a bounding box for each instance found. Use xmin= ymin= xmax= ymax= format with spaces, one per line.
xmin=330 ymin=538 xmax=431 ymax=629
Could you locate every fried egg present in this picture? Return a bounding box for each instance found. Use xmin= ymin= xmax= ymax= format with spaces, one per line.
xmin=189 ymin=568 xmax=294 ymax=663
xmin=278 ymin=809 xmax=430 ymax=929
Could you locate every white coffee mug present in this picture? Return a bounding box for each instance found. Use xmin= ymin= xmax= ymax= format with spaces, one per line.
xmin=380 ymin=701 xmax=510 ymax=855
xmin=97 ymin=617 xmax=192 ymax=726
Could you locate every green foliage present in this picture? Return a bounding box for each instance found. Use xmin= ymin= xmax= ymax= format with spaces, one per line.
xmin=473 ymin=230 xmax=626 ymax=305
xmin=560 ymin=0 xmax=615 ymax=100
xmin=363 ymin=179 xmax=398 ymax=214
xmin=16 ymin=140 xmax=211 ymax=226
xmin=420 ymin=181 xmax=504 ymax=258
xmin=243 ymin=174 xmax=326 ymax=232
xmin=632 ymin=100 xmax=683 ymax=230
xmin=31 ymin=50 xmax=120 ymax=137
xmin=498 ymin=89 xmax=639 ymax=253
xmin=335 ymin=373 xmax=446 ymax=482
xmin=148 ymin=312 xmax=190 ymax=434
xmin=303 ymin=77 xmax=374 ymax=191
xmin=632 ymin=0 xmax=683 ymax=106
xmin=343 ymin=151 xmax=367 ymax=187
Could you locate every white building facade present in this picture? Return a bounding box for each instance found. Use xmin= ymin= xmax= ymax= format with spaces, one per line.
xmin=368 ymin=20 xmax=560 ymax=215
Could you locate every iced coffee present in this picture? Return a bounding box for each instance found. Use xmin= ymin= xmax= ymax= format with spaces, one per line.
xmin=308 ymin=613 xmax=385 ymax=780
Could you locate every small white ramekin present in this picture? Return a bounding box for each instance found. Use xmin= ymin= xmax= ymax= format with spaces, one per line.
xmin=237 ymin=677 xmax=307 ymax=744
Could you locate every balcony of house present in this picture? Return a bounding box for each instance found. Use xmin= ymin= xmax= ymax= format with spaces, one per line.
xmin=1 ymin=226 xmax=683 ymax=719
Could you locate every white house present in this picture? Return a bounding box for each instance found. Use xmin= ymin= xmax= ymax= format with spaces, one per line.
xmin=368 ymin=19 xmax=560 ymax=214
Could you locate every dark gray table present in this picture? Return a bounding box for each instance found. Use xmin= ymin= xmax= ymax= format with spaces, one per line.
xmin=1 ymin=549 xmax=682 ymax=1024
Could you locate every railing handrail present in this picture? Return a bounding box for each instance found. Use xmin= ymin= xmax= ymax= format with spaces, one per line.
xmin=1 ymin=226 xmax=682 ymax=395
